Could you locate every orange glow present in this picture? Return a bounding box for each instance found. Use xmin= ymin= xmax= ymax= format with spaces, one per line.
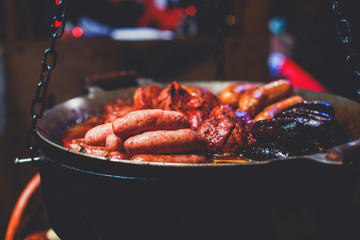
xmin=72 ymin=27 xmax=83 ymax=38
xmin=225 ymin=15 xmax=236 ymax=26
xmin=186 ymin=5 xmax=197 ymax=16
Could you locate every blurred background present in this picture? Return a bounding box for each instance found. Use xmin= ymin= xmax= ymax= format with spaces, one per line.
xmin=0 ymin=0 xmax=359 ymax=238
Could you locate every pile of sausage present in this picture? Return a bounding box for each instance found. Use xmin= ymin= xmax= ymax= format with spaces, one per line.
xmin=62 ymin=79 xmax=348 ymax=163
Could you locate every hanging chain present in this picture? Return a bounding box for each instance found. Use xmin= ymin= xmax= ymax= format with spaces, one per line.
xmin=27 ymin=0 xmax=68 ymax=159
xmin=214 ymin=0 xmax=226 ymax=80
xmin=330 ymin=0 xmax=360 ymax=97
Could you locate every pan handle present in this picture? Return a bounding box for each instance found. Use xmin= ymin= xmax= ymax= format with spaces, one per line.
xmin=325 ymin=139 xmax=360 ymax=166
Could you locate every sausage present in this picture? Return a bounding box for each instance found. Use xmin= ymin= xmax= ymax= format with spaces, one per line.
xmin=83 ymin=145 xmax=109 ymax=157
xmin=84 ymin=123 xmax=113 ymax=146
xmin=253 ymin=95 xmax=304 ymax=121
xmin=63 ymin=115 xmax=106 ymax=141
xmin=106 ymin=151 xmax=129 ymax=160
xmin=124 ymin=129 xmax=206 ymax=155
xmin=113 ymin=109 xmax=190 ymax=139
xmin=131 ymin=154 xmax=208 ymax=163
xmin=243 ymin=142 xmax=290 ymax=160
xmin=238 ymin=79 xmax=292 ymax=117
xmin=250 ymin=117 xmax=332 ymax=142
xmin=105 ymin=133 xmax=124 ymax=151
xmin=278 ymin=100 xmax=335 ymax=118
xmin=219 ymin=83 xmax=260 ymax=108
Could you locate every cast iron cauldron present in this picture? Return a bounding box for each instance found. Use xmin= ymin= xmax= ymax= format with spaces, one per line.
xmin=36 ymin=80 xmax=360 ymax=240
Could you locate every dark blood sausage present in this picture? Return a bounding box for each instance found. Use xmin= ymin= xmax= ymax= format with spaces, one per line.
xmin=279 ymin=100 xmax=335 ymax=118
xmin=131 ymin=154 xmax=208 ymax=163
xmin=274 ymin=108 xmax=333 ymax=120
xmin=113 ymin=109 xmax=190 ymax=139
xmin=251 ymin=116 xmax=332 ymax=142
xmin=243 ymin=142 xmax=290 ymax=161
xmin=124 ymin=129 xmax=206 ymax=155
xmin=84 ymin=123 xmax=113 ymax=146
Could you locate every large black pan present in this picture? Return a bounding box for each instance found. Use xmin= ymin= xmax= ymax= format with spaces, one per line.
xmin=36 ymin=80 xmax=360 ymax=240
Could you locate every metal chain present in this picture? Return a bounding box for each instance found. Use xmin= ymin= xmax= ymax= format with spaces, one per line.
xmin=27 ymin=0 xmax=68 ymax=159
xmin=214 ymin=0 xmax=226 ymax=80
xmin=330 ymin=0 xmax=360 ymax=97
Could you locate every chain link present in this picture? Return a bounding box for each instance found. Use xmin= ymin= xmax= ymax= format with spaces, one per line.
xmin=214 ymin=0 xmax=226 ymax=80
xmin=27 ymin=0 xmax=68 ymax=159
xmin=330 ymin=0 xmax=360 ymax=97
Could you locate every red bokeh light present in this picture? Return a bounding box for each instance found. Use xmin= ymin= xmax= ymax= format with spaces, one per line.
xmin=54 ymin=20 xmax=62 ymax=28
xmin=186 ymin=5 xmax=197 ymax=16
xmin=72 ymin=27 xmax=83 ymax=38
xmin=55 ymin=0 xmax=60 ymax=5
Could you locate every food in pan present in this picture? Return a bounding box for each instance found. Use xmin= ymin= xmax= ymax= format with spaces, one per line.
xmin=62 ymin=80 xmax=349 ymax=163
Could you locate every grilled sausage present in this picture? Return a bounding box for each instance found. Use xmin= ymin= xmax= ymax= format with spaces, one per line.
xmin=253 ymin=95 xmax=304 ymax=121
xmin=238 ymin=79 xmax=292 ymax=117
xmin=131 ymin=154 xmax=208 ymax=163
xmin=113 ymin=109 xmax=190 ymax=139
xmin=84 ymin=123 xmax=113 ymax=146
xmin=124 ymin=129 xmax=206 ymax=155
xmin=105 ymin=133 xmax=124 ymax=151
xmin=219 ymin=83 xmax=260 ymax=108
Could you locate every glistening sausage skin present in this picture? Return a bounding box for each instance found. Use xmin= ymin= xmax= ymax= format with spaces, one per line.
xmin=124 ymin=129 xmax=206 ymax=155
xmin=84 ymin=123 xmax=113 ymax=146
xmin=113 ymin=109 xmax=190 ymax=139
xmin=238 ymin=79 xmax=292 ymax=117
xmin=105 ymin=133 xmax=124 ymax=151
xmin=253 ymin=95 xmax=304 ymax=121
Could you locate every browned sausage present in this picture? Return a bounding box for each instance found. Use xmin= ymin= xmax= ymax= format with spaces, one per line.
xmin=83 ymin=145 xmax=109 ymax=157
xmin=253 ymin=95 xmax=304 ymax=121
xmin=84 ymin=123 xmax=113 ymax=146
xmin=113 ymin=109 xmax=190 ymax=139
xmin=124 ymin=129 xmax=206 ymax=155
xmin=106 ymin=151 xmax=129 ymax=160
xmin=219 ymin=83 xmax=260 ymax=108
xmin=131 ymin=154 xmax=208 ymax=163
xmin=105 ymin=133 xmax=124 ymax=151
xmin=238 ymin=79 xmax=292 ymax=117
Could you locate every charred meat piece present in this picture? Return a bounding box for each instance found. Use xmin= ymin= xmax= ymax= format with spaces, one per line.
xmin=243 ymin=142 xmax=290 ymax=161
xmin=197 ymin=108 xmax=247 ymax=154
xmin=157 ymin=81 xmax=192 ymax=112
xmin=133 ymin=84 xmax=162 ymax=109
